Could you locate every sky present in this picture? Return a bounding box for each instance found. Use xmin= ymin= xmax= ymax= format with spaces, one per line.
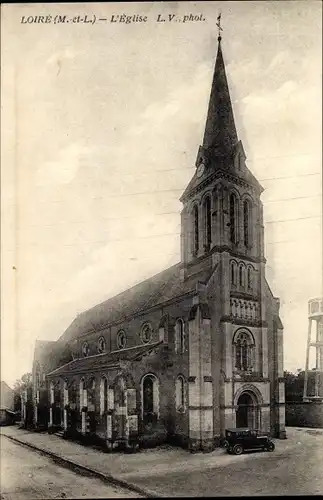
xmin=1 ymin=1 xmax=322 ymax=387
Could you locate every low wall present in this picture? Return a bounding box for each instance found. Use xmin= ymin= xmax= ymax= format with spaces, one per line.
xmin=285 ymin=401 xmax=323 ymax=428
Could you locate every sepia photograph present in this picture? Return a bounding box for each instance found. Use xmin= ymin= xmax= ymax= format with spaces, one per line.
xmin=1 ymin=1 xmax=322 ymax=497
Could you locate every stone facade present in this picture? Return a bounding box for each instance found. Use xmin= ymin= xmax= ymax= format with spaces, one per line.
xmin=29 ymin=36 xmax=286 ymax=451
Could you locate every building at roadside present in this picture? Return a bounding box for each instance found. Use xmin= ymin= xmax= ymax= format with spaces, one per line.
xmin=0 ymin=381 xmax=14 ymax=410
xmin=29 ymin=34 xmax=286 ymax=451
xmin=0 ymin=381 xmax=15 ymax=426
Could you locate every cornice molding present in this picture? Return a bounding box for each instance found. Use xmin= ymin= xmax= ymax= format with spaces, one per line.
xmin=185 ymin=245 xmax=265 ymax=268
xmin=220 ymin=316 xmax=268 ymax=328
xmin=230 ymin=291 xmax=259 ymax=301
xmin=181 ymin=168 xmax=261 ymax=204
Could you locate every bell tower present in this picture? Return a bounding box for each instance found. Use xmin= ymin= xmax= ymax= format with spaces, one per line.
xmin=179 ymin=24 xmax=278 ymax=438
xmin=180 ymin=32 xmax=264 ymax=274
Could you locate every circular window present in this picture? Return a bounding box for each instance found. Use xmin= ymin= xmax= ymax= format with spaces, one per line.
xmin=141 ymin=323 xmax=152 ymax=344
xmin=98 ymin=336 xmax=106 ymax=354
xmin=117 ymin=330 xmax=126 ymax=349
xmin=82 ymin=341 xmax=89 ymax=357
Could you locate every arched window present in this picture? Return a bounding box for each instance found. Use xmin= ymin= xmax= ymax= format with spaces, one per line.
xmin=141 ymin=323 xmax=152 ymax=344
xmin=247 ymin=267 xmax=252 ymax=290
xmin=143 ymin=376 xmax=154 ymax=414
xmin=117 ymin=330 xmax=127 ymax=349
xmin=192 ymin=205 xmax=199 ymax=255
xmin=141 ymin=374 xmax=159 ymax=422
xmin=98 ymin=336 xmax=106 ymax=354
xmin=239 ymin=265 xmax=245 ymax=288
xmin=243 ymin=200 xmax=251 ymax=247
xmin=241 ymin=337 xmax=248 ymax=370
xmin=82 ymin=341 xmax=89 ymax=357
xmin=234 ymin=331 xmax=255 ymax=372
xmin=230 ymin=194 xmax=237 ymax=244
xmin=175 ymin=376 xmax=185 ymax=411
xmin=236 ymin=341 xmax=241 ymax=370
xmin=231 ymin=261 xmax=236 ymax=286
xmin=175 ymin=319 xmax=185 ymax=354
xmin=203 ymin=196 xmax=212 ymax=250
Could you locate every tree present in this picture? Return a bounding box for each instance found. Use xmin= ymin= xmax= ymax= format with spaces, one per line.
xmin=13 ymin=372 xmax=32 ymax=412
xmin=284 ymin=369 xmax=317 ymax=401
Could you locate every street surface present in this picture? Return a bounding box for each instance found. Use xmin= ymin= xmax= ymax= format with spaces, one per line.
xmin=0 ymin=437 xmax=140 ymax=499
xmin=131 ymin=428 xmax=323 ymax=496
xmin=1 ymin=427 xmax=323 ymax=497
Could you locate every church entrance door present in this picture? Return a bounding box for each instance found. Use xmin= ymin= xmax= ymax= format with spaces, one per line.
xmin=236 ymin=392 xmax=258 ymax=429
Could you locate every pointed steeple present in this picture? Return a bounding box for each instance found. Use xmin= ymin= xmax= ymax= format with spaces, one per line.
xmin=202 ymin=37 xmax=238 ymax=157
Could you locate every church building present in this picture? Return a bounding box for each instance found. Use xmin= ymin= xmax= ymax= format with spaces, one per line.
xmin=29 ymin=34 xmax=286 ymax=452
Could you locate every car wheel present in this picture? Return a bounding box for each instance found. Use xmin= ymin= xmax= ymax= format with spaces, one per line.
xmin=233 ymin=444 xmax=243 ymax=455
xmin=267 ymin=441 xmax=275 ymax=452
xmin=227 ymin=447 xmax=232 ymax=454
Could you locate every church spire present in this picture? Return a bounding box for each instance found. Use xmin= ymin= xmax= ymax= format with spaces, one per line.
xmin=202 ymin=22 xmax=238 ymax=157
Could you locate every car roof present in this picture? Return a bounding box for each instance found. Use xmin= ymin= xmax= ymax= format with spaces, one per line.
xmin=226 ymin=428 xmax=253 ymax=432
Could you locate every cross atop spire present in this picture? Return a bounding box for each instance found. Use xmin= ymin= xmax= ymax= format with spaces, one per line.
xmin=216 ymin=13 xmax=223 ymax=42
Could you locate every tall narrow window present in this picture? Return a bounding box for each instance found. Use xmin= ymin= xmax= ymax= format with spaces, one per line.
xmin=234 ymin=331 xmax=255 ymax=373
xmin=236 ymin=341 xmax=242 ymax=370
xmin=143 ymin=376 xmax=154 ymax=415
xmin=239 ymin=265 xmax=244 ymax=287
xmin=231 ymin=263 xmax=235 ymax=285
xmin=247 ymin=267 xmax=252 ymax=290
xmin=193 ymin=205 xmax=199 ymax=255
xmin=243 ymin=200 xmax=251 ymax=247
xmin=241 ymin=338 xmax=248 ymax=371
xmin=230 ymin=194 xmax=237 ymax=244
xmin=175 ymin=376 xmax=185 ymax=411
xmin=231 ymin=262 xmax=236 ymax=286
xmin=203 ymin=196 xmax=212 ymax=250
xmin=175 ymin=319 xmax=184 ymax=354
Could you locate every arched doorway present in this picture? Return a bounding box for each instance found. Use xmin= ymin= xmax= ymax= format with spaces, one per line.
xmin=236 ymin=391 xmax=259 ymax=429
xmin=141 ymin=374 xmax=159 ymax=426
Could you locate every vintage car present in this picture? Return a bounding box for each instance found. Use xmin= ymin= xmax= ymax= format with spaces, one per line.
xmin=223 ymin=428 xmax=275 ymax=455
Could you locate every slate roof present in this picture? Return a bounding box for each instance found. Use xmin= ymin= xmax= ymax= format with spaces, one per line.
xmin=58 ymin=263 xmax=214 ymax=344
xmin=202 ymin=39 xmax=238 ymax=156
xmin=47 ymin=341 xmax=164 ymax=377
xmin=180 ymin=38 xmax=263 ymax=204
xmin=34 ymin=340 xmax=73 ymax=374
xmin=34 ymin=340 xmax=56 ymax=361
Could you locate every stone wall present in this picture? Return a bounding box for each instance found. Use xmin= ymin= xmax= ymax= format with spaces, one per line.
xmin=285 ymin=401 xmax=323 ymax=428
